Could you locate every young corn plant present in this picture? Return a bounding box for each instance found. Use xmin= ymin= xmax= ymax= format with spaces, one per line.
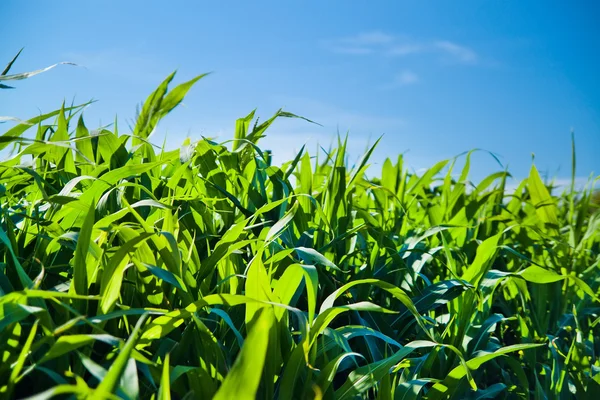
xmin=0 ymin=71 xmax=599 ymax=399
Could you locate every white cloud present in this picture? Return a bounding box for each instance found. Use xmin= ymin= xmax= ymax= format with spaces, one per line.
xmin=350 ymin=31 xmax=395 ymax=45
xmin=378 ymin=70 xmax=420 ymax=90
xmin=324 ymin=31 xmax=395 ymax=55
xmin=324 ymin=31 xmax=480 ymax=65
xmin=387 ymin=44 xmax=423 ymax=56
xmin=329 ymin=46 xmax=374 ymax=55
xmin=434 ymin=41 xmax=478 ymax=64
xmin=392 ymin=70 xmax=419 ymax=86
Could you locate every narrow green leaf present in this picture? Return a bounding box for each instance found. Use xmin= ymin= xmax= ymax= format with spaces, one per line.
xmin=157 ymin=353 xmax=171 ymax=400
xmin=94 ymin=314 xmax=149 ymax=398
xmin=72 ymin=202 xmax=95 ymax=296
xmin=213 ymin=309 xmax=273 ymax=400
xmin=528 ymin=164 xmax=559 ymax=226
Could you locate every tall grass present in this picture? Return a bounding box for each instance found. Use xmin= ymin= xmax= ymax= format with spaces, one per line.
xmin=1 ymin=71 xmax=599 ymax=399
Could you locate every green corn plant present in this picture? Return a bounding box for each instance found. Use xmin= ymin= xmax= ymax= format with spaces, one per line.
xmin=0 ymin=69 xmax=599 ymax=400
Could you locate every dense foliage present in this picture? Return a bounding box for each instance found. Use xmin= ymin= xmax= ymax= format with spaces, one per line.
xmin=1 ymin=71 xmax=599 ymax=400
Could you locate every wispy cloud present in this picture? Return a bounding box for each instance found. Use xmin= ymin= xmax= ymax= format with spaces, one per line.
xmin=434 ymin=41 xmax=478 ymax=64
xmin=379 ymin=70 xmax=420 ymax=90
xmin=392 ymin=70 xmax=419 ymax=86
xmin=349 ymin=31 xmax=395 ymax=45
xmin=341 ymin=31 xmax=394 ymax=46
xmin=324 ymin=31 xmax=480 ymax=65
xmin=387 ymin=44 xmax=423 ymax=57
xmin=329 ymin=46 xmax=374 ymax=55
xmin=325 ymin=31 xmax=394 ymax=55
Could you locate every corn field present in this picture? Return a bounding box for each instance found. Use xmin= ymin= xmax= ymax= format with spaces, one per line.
xmin=1 ymin=69 xmax=599 ymax=399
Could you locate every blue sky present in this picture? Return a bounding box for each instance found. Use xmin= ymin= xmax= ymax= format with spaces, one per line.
xmin=2 ymin=1 xmax=599 ymax=185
